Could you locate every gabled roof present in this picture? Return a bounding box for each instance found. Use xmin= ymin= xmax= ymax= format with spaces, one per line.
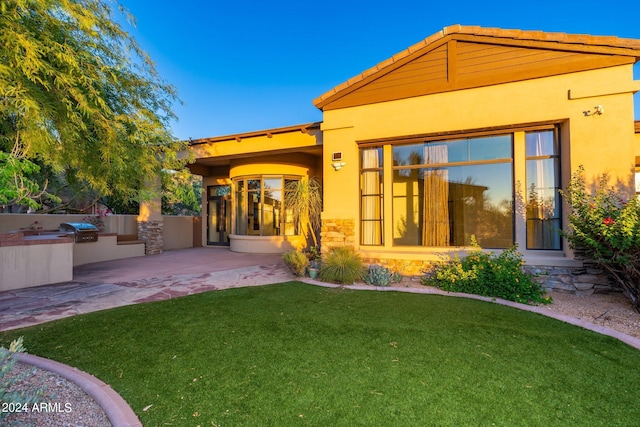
xmin=314 ymin=25 xmax=640 ymax=111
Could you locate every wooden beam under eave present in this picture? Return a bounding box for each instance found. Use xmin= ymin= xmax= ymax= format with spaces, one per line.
xmin=447 ymin=40 xmax=458 ymax=84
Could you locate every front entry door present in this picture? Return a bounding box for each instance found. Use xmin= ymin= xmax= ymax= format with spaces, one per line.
xmin=207 ymin=186 xmax=231 ymax=245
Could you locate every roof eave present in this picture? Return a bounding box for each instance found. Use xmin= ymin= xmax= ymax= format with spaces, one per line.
xmin=189 ymin=122 xmax=322 ymax=146
xmin=313 ymin=25 xmax=640 ymax=110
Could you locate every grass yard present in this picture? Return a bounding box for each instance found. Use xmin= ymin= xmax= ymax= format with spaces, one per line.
xmin=2 ymin=282 xmax=640 ymax=426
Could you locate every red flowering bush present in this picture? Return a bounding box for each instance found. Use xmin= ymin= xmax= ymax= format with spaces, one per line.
xmin=561 ymin=166 xmax=640 ymax=311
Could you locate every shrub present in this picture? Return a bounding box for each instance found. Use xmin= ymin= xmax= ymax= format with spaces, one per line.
xmin=364 ymin=265 xmax=402 ymax=287
xmin=282 ymin=250 xmax=309 ymax=277
xmin=320 ymin=246 xmax=366 ymax=284
xmin=1 ymin=337 xmax=45 ymax=425
xmin=421 ymin=246 xmax=550 ymax=305
xmin=560 ymin=166 xmax=640 ymax=310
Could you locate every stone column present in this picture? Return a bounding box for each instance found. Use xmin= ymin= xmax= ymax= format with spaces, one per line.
xmin=137 ymin=179 xmax=164 ymax=255
xmin=320 ymin=218 xmax=355 ymax=253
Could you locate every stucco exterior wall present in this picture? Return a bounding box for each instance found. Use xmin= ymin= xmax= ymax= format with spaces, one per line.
xmin=321 ymin=65 xmax=639 ymax=262
xmin=191 ymin=126 xmax=321 ymax=160
xmin=229 ymin=153 xmax=319 ymax=179
xmin=1 ymin=241 xmax=73 ymax=291
xmin=163 ymin=216 xmax=195 ymax=250
xmin=72 ymin=234 xmax=145 ymax=266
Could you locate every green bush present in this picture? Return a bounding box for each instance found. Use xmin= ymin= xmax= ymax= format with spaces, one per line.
xmin=421 ymin=246 xmax=550 ymax=305
xmin=1 ymin=337 xmax=45 ymax=425
xmin=364 ymin=265 xmax=402 ymax=287
xmin=282 ymin=250 xmax=309 ymax=277
xmin=320 ymin=246 xmax=366 ymax=284
xmin=561 ymin=166 xmax=640 ymax=310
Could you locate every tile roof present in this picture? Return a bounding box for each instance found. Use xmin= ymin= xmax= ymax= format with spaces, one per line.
xmin=313 ymin=25 xmax=640 ymax=109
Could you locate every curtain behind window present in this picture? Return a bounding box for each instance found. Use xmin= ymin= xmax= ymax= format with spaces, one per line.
xmin=423 ymin=144 xmax=449 ymax=246
xmin=526 ymin=131 xmax=560 ymax=249
xmin=362 ymin=148 xmax=382 ymax=245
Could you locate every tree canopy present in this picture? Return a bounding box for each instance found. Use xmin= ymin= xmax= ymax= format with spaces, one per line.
xmin=0 ymin=0 xmax=187 ymax=209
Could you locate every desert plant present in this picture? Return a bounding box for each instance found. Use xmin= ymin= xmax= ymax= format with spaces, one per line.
xmin=282 ymin=250 xmax=309 ymax=277
xmin=1 ymin=337 xmax=45 ymax=425
xmin=308 ymin=245 xmax=321 ymax=261
xmin=320 ymin=246 xmax=366 ymax=284
xmin=421 ymin=245 xmax=550 ymax=305
xmin=285 ymin=177 xmax=322 ymax=247
xmin=560 ymin=166 xmax=640 ymax=310
xmin=364 ymin=265 xmax=402 ymax=287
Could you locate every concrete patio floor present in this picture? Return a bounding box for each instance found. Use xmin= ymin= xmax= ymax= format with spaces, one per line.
xmin=0 ymin=247 xmax=292 ymax=331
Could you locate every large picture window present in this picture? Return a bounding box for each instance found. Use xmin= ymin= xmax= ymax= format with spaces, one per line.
xmin=234 ymin=176 xmax=299 ymax=237
xmin=392 ymin=135 xmax=514 ymax=248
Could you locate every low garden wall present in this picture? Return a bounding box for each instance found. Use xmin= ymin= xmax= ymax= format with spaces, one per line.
xmin=0 ymin=213 xmax=198 ymax=251
xmin=0 ymin=214 xmax=199 ymax=291
xmin=360 ymin=253 xmax=610 ymax=296
xmin=0 ymin=232 xmax=73 ymax=292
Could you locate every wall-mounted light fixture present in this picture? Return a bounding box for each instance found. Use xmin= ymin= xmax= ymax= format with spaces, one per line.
xmin=332 ymin=161 xmax=346 ymax=171
xmin=331 ymin=152 xmax=345 ymax=171
xmin=583 ymin=105 xmax=604 ymax=116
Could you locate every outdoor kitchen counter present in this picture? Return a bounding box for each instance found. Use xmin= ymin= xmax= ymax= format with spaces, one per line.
xmin=0 ymin=231 xmax=73 ymax=247
xmin=0 ymin=231 xmax=74 ymax=291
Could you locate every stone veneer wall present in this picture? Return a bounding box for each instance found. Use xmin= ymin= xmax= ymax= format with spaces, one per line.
xmin=319 ymin=219 xmax=612 ymax=296
xmin=138 ymin=220 xmax=163 ymax=255
xmin=360 ymin=257 xmax=432 ymax=277
xmin=320 ymin=219 xmax=355 ymax=253
xmin=524 ymin=261 xmax=612 ymax=296
xmin=358 ymin=256 xmax=612 ymax=296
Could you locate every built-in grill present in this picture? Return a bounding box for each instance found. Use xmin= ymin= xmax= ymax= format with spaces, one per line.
xmin=59 ymin=222 xmax=99 ymax=243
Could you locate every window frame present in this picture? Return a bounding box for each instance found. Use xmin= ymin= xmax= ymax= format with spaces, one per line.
xmin=232 ymin=175 xmax=301 ymax=237
xmin=391 ymin=134 xmax=514 ymax=248
xmin=524 ymin=128 xmax=562 ymax=250
xmin=360 ymin=147 xmax=384 ymax=246
xmin=356 ymin=122 xmax=563 ymax=251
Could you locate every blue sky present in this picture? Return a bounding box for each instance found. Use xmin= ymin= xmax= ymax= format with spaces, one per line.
xmin=120 ymin=1 xmax=640 ymax=140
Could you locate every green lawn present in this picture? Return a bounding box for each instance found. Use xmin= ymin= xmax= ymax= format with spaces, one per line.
xmin=2 ymin=282 xmax=639 ymax=426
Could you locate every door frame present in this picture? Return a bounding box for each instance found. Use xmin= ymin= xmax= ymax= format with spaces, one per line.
xmin=206 ymin=185 xmax=231 ymax=246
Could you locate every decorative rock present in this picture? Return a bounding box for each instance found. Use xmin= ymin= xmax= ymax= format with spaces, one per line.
xmin=574 ymin=274 xmax=599 ymax=283
xmin=573 ymin=281 xmax=595 ymax=291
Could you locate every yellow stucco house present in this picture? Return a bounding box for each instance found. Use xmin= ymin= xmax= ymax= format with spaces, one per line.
xmin=188 ymin=25 xmax=640 ymax=293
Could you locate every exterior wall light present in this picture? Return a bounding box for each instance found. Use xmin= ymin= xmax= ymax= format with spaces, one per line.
xmin=583 ymin=105 xmax=604 ymax=116
xmin=332 ymin=161 xmax=346 ymax=171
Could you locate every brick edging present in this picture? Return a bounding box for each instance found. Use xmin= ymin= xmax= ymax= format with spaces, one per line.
xmin=16 ymin=353 xmax=142 ymax=427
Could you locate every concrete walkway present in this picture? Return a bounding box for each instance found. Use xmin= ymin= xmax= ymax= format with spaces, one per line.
xmin=0 ymin=247 xmax=292 ymax=331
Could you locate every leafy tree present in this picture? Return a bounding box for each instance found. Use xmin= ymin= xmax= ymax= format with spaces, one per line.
xmin=161 ymin=169 xmax=202 ymax=216
xmin=0 ymin=0 xmax=187 ymax=209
